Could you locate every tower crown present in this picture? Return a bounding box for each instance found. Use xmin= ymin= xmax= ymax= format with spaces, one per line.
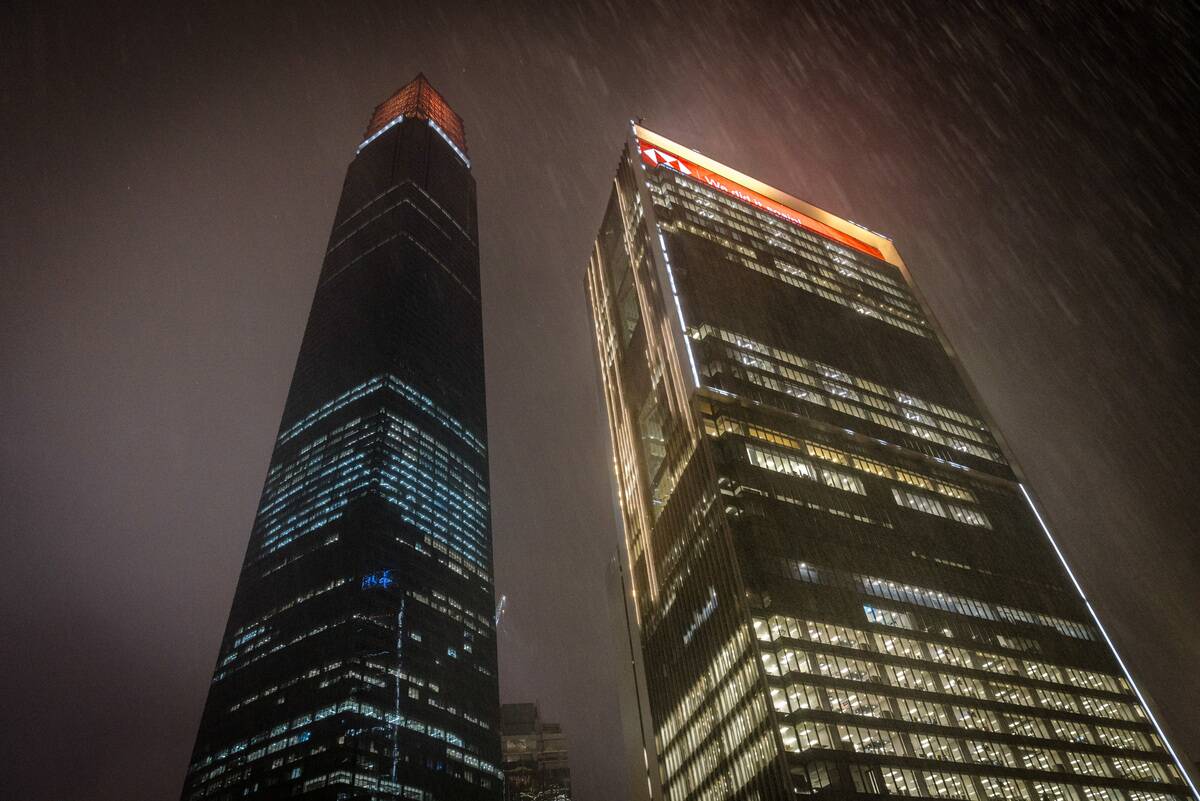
xmin=365 ymin=73 xmax=467 ymax=154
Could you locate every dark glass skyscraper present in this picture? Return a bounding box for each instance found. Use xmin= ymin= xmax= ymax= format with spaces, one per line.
xmin=182 ymin=75 xmax=501 ymax=801
xmin=586 ymin=125 xmax=1197 ymax=801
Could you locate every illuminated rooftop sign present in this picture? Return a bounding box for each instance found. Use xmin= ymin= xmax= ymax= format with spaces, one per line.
xmin=638 ymin=138 xmax=883 ymax=260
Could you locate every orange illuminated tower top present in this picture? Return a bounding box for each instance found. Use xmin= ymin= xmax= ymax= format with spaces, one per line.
xmin=364 ymin=73 xmax=467 ymax=155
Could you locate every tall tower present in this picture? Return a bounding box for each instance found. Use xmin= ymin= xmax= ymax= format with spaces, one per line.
xmin=182 ymin=75 xmax=501 ymax=800
xmin=586 ymin=124 xmax=1197 ymax=801
xmin=500 ymin=703 xmax=574 ymax=800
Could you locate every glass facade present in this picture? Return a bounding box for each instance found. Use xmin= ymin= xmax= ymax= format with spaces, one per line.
xmin=586 ymin=125 xmax=1196 ymax=801
xmin=181 ymin=76 xmax=501 ymax=800
xmin=500 ymin=703 xmax=573 ymax=801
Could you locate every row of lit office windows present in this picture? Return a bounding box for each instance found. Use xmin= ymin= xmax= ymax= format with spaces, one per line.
xmin=696 ymin=324 xmax=989 ymax=432
xmin=663 ymin=732 xmax=776 ymax=801
xmin=835 ymin=760 xmax=1187 ymax=801
xmin=658 ymin=630 xmax=776 ymax=801
xmin=718 ymin=416 xmax=979 ymax=502
xmin=744 ymin=440 xmax=991 ymax=530
xmin=299 ymin=771 xmax=433 ymax=799
xmin=659 ymin=629 xmax=753 ymax=755
xmin=255 ymin=411 xmax=489 ymax=568
xmin=747 ymin=442 xmax=867 ymax=495
xmin=722 ymin=418 xmax=991 ymax=528
xmin=664 ymin=657 xmax=758 ymax=772
xmin=681 ymin=727 xmax=778 ymax=801
xmin=700 ymin=336 xmax=1003 ymax=465
xmin=275 ymin=373 xmax=485 ymax=456
xmin=665 ymin=690 xmax=770 ymax=801
xmin=188 ymin=731 xmax=312 ymax=791
xmin=824 ymin=249 xmax=916 ymax=305
xmin=760 ymin=642 xmax=1142 ymax=725
xmin=732 ymin=483 xmax=895 ymax=530
xmin=775 ymin=254 xmax=930 ymax=327
xmin=755 ymin=615 xmax=1126 ymax=696
xmin=778 ymin=720 xmax=1177 ymax=785
xmin=670 ymin=216 xmax=934 ymax=340
xmin=662 ymin=192 xmax=926 ymax=325
xmin=894 ymin=487 xmax=993 ymax=529
xmin=227 ymin=657 xmax=345 ymax=714
xmin=734 ymin=361 xmax=1003 ymax=465
xmin=190 ymin=695 xmax=492 ymax=791
xmin=753 ymin=244 xmax=930 ymax=337
xmin=776 ymin=557 xmax=1098 ymax=644
xmin=406 ymin=584 xmax=493 ymax=639
xmin=772 ymin=680 xmax=1156 ymax=754
xmin=212 ymin=613 xmax=349 ymax=684
xmin=859 ymin=575 xmax=1096 ymax=642
xmin=266 ymin=412 xmax=481 ymax=523
xmin=803 ymin=438 xmax=980 ymax=501
xmin=417 ymin=526 xmax=493 ymax=584
xmin=257 ymin=421 xmax=372 ymax=555
xmin=653 ymin=175 xmax=910 ymax=301
xmin=222 ymin=578 xmax=350 ymax=672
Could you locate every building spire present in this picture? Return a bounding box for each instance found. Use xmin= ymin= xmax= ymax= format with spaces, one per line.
xmin=364 ymin=73 xmax=467 ymax=155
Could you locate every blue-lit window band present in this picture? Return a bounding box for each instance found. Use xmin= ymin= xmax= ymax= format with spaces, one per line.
xmin=778 ymin=557 xmax=1100 ymax=642
xmin=186 ymin=701 xmax=502 ymax=790
xmin=255 ymin=375 xmax=489 ymax=571
xmin=254 ymin=411 xmax=489 ymax=567
xmin=277 ymin=374 xmax=484 ymax=455
xmin=213 ymin=578 xmax=493 ymax=685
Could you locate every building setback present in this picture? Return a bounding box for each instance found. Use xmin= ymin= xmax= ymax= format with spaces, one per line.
xmin=501 ymin=703 xmax=573 ymax=800
xmin=585 ymin=124 xmax=1198 ymax=801
xmin=181 ymin=75 xmax=501 ymax=800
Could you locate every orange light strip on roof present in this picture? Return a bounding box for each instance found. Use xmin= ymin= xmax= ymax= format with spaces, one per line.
xmin=638 ymin=138 xmax=883 ymax=260
xmin=365 ymin=74 xmax=467 ymax=155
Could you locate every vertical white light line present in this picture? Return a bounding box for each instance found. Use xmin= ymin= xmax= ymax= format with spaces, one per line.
xmin=1019 ymin=483 xmax=1200 ymax=799
xmin=392 ymin=599 xmax=405 ymax=782
xmin=656 ymin=227 xmax=701 ymax=387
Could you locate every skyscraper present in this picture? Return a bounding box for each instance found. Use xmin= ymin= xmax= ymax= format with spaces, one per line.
xmin=181 ymin=75 xmax=501 ymax=800
xmin=500 ymin=703 xmax=573 ymax=801
xmin=586 ymin=124 xmax=1198 ymax=801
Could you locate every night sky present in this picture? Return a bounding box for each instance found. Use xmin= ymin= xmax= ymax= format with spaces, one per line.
xmin=2 ymin=2 xmax=1197 ymax=799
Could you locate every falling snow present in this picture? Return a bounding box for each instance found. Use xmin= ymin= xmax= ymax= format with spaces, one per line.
xmin=2 ymin=2 xmax=1197 ymax=799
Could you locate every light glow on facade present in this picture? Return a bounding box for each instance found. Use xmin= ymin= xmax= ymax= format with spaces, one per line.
xmin=587 ymin=125 xmax=1196 ymax=801
xmin=638 ymin=137 xmax=884 ymax=260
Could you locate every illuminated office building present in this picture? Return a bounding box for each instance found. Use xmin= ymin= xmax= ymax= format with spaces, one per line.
xmin=586 ymin=124 xmax=1197 ymax=801
xmin=181 ymin=75 xmax=501 ymax=800
xmin=501 ymin=703 xmax=573 ymax=801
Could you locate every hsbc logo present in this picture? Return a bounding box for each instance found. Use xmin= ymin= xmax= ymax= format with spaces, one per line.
xmin=639 ymin=144 xmax=692 ymax=176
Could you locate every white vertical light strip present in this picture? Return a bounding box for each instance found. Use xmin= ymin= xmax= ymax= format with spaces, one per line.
xmin=656 ymin=227 xmax=701 ymax=387
xmin=1019 ymin=483 xmax=1200 ymax=799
